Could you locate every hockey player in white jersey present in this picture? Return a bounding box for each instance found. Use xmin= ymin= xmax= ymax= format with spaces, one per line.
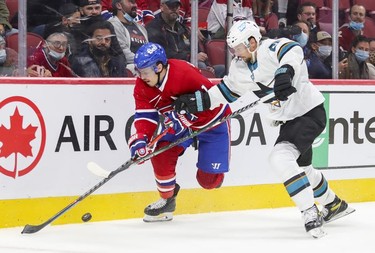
xmin=174 ymin=20 xmax=355 ymax=238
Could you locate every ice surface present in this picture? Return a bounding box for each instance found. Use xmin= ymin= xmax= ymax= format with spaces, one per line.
xmin=0 ymin=202 xmax=374 ymax=253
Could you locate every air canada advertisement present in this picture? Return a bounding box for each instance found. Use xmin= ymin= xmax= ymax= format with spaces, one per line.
xmin=1 ymin=81 xmax=375 ymax=199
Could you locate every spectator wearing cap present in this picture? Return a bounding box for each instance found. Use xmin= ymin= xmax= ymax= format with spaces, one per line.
xmin=71 ymin=21 xmax=127 ymax=77
xmin=340 ymin=35 xmax=369 ymax=79
xmin=76 ymin=0 xmax=124 ymax=60
xmin=27 ymin=32 xmax=75 ymax=77
xmin=109 ymin=0 xmax=148 ymax=75
xmin=339 ymin=5 xmax=367 ymax=52
xmin=305 ymin=31 xmax=348 ymax=79
xmin=0 ymin=35 xmax=18 ymax=76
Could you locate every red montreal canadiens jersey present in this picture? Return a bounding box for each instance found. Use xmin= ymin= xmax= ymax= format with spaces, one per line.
xmin=133 ymin=59 xmax=229 ymax=140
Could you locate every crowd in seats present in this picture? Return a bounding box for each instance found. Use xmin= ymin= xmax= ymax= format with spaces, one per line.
xmin=0 ymin=0 xmax=375 ymax=79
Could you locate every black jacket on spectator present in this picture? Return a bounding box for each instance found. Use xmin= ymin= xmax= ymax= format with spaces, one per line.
xmin=71 ymin=44 xmax=127 ymax=77
xmin=146 ymin=13 xmax=191 ymax=61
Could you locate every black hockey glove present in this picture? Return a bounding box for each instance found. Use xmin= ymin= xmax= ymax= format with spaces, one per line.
xmin=174 ymin=91 xmax=211 ymax=114
xmin=274 ymin=64 xmax=297 ymax=101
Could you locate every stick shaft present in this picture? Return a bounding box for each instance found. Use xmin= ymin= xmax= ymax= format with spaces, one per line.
xmin=21 ymin=93 xmax=272 ymax=234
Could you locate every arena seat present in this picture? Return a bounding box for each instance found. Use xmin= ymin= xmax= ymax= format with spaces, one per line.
xmin=5 ymin=32 xmax=44 ymax=56
xmin=363 ymin=17 xmax=375 ymax=38
xmin=353 ymin=0 xmax=375 ymax=12
xmin=326 ymin=0 xmax=351 ymax=11
xmin=204 ymin=39 xmax=226 ymax=66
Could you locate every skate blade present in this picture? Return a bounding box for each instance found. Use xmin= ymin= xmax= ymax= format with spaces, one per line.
xmin=143 ymin=212 xmax=173 ymax=222
xmin=309 ymin=227 xmax=327 ymax=239
xmin=324 ymin=207 xmax=356 ymax=224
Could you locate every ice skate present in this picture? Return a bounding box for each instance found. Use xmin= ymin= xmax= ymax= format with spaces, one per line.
xmin=143 ymin=184 xmax=180 ymax=222
xmin=322 ymin=196 xmax=355 ymax=223
xmin=303 ymin=204 xmax=326 ymax=239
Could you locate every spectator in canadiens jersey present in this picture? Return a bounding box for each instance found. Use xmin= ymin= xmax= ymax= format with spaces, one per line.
xmin=27 ymin=32 xmax=75 ymax=77
xmin=128 ymin=42 xmax=232 ymax=222
xmin=174 ymin=20 xmax=355 ymax=238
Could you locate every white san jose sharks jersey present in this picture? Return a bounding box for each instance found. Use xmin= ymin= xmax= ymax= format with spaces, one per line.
xmin=208 ymin=37 xmax=325 ymax=121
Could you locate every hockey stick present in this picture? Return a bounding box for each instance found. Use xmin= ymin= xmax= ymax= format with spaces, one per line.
xmin=88 ymin=126 xmax=172 ymax=177
xmin=21 ymin=93 xmax=273 ymax=234
xmin=88 ymin=92 xmax=274 ymax=178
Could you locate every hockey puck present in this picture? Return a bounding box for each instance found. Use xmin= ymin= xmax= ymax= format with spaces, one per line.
xmin=81 ymin=212 xmax=92 ymax=222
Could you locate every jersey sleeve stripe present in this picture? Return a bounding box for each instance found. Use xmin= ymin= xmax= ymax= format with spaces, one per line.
xmin=277 ymin=42 xmax=299 ymax=62
xmin=134 ymin=111 xmax=159 ymax=125
xmin=217 ymin=81 xmax=241 ymax=103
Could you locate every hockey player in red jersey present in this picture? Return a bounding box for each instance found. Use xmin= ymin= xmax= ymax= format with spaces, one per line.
xmin=129 ymin=42 xmax=232 ymax=222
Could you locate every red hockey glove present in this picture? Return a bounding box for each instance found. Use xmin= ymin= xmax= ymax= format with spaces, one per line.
xmin=128 ymin=133 xmax=149 ymax=160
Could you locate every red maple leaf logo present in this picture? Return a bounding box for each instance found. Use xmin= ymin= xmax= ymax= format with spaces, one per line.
xmin=0 ymin=107 xmax=38 ymax=176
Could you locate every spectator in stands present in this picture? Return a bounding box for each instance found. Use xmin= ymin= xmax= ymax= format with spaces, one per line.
xmin=0 ymin=0 xmax=12 ymax=37
xmin=292 ymin=20 xmax=310 ymax=49
xmin=135 ymin=0 xmax=191 ymax=26
xmin=71 ymin=21 xmax=127 ymax=77
xmin=146 ymin=0 xmax=224 ymax=78
xmin=27 ymin=32 xmax=75 ymax=77
xmin=305 ymin=31 xmax=348 ymax=79
xmin=339 ymin=4 xmax=366 ymax=52
xmin=32 ymin=3 xmax=81 ymax=38
xmin=367 ymin=38 xmax=375 ymax=79
xmin=252 ymin=0 xmax=278 ymax=35
xmin=0 ymin=35 xmax=18 ymax=76
xmin=109 ymin=0 xmax=148 ymax=75
xmin=277 ymin=0 xmax=288 ymax=27
xmin=207 ymin=0 xmax=254 ymax=39
xmin=100 ymin=0 xmax=113 ymax=19
xmin=296 ymin=1 xmax=319 ymax=38
xmin=339 ymin=35 xmax=369 ymax=79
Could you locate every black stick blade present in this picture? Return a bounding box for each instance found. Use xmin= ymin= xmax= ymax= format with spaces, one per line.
xmin=21 ymin=223 xmax=48 ymax=234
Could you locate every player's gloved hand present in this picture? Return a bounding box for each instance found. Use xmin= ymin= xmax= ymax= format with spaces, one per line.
xmin=165 ymin=111 xmax=197 ymax=135
xmin=173 ymin=91 xmax=211 ymax=114
xmin=274 ymin=64 xmax=297 ymax=101
xmin=128 ymin=133 xmax=149 ymax=160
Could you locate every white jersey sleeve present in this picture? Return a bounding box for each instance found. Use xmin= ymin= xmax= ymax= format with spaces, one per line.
xmin=207 ymin=38 xmax=325 ymax=121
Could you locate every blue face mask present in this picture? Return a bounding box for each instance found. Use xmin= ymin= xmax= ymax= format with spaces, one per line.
xmin=354 ymin=49 xmax=369 ymax=62
xmin=293 ymin=32 xmax=309 ymax=48
xmin=349 ymin=21 xmax=364 ymax=31
xmin=123 ymin=12 xmax=134 ymax=22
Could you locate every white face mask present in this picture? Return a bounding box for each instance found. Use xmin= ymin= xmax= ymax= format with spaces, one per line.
xmin=316 ymin=45 xmax=332 ymax=59
xmin=48 ymin=49 xmax=65 ymax=60
xmin=0 ymin=48 xmax=6 ymax=64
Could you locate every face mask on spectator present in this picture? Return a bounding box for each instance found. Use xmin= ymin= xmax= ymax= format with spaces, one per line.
xmin=316 ymin=45 xmax=332 ymax=59
xmin=293 ymin=32 xmax=309 ymax=48
xmin=0 ymin=48 xmax=6 ymax=64
xmin=48 ymin=49 xmax=65 ymax=60
xmin=349 ymin=21 xmax=364 ymax=31
xmin=369 ymin=51 xmax=375 ymax=65
xmin=123 ymin=12 xmax=134 ymax=22
xmin=354 ymin=49 xmax=369 ymax=62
